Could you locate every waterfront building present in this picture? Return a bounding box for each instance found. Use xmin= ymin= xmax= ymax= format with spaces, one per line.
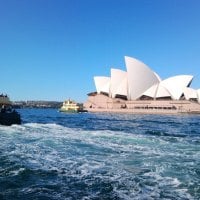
xmin=84 ymin=56 xmax=200 ymax=114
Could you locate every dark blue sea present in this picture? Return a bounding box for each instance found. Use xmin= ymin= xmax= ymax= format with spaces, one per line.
xmin=0 ymin=109 xmax=200 ymax=200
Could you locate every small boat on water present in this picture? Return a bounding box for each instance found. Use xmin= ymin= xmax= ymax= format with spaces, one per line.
xmin=0 ymin=94 xmax=21 ymax=126
xmin=59 ymin=99 xmax=88 ymax=113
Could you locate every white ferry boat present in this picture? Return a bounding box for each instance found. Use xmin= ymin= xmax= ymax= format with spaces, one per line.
xmin=59 ymin=99 xmax=87 ymax=113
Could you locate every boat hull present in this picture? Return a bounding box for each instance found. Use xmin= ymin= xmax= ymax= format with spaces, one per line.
xmin=0 ymin=111 xmax=21 ymax=126
xmin=59 ymin=109 xmax=88 ymax=113
xmin=59 ymin=109 xmax=78 ymax=113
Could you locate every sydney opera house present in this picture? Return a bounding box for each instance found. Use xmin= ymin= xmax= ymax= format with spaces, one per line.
xmin=84 ymin=56 xmax=200 ymax=114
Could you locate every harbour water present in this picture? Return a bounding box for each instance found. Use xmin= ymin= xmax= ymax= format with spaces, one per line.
xmin=0 ymin=108 xmax=200 ymax=199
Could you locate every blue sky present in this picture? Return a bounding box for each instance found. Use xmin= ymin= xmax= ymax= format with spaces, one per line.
xmin=1 ymin=0 xmax=200 ymax=102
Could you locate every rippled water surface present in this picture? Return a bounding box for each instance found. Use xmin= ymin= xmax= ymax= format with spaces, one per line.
xmin=0 ymin=108 xmax=200 ymax=199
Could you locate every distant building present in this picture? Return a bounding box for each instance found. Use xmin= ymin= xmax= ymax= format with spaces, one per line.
xmin=84 ymin=56 xmax=200 ymax=114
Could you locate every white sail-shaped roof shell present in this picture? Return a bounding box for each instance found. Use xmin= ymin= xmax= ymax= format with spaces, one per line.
xmin=110 ymin=68 xmax=127 ymax=98
xmin=183 ymin=87 xmax=197 ymax=100
xmin=142 ymin=84 xmax=158 ymax=98
xmin=154 ymin=72 xmax=162 ymax=82
xmin=197 ymin=89 xmax=200 ymax=103
xmin=125 ymin=56 xmax=160 ymax=100
xmin=159 ymin=75 xmax=193 ymax=100
xmin=93 ymin=57 xmax=198 ymax=102
xmin=156 ymin=84 xmax=172 ymax=98
xmin=143 ymin=83 xmax=173 ymax=99
xmin=94 ymin=76 xmax=110 ymax=94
